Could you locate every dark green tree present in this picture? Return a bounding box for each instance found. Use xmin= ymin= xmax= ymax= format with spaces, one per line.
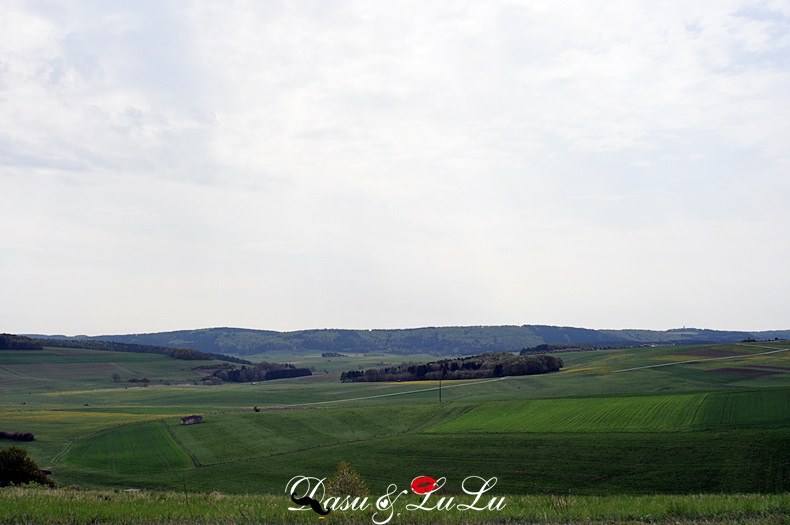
xmin=0 ymin=447 xmax=55 ymax=487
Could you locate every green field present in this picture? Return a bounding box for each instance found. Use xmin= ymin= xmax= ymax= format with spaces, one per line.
xmin=1 ymin=340 xmax=788 ymax=523
xmin=1 ymin=487 xmax=787 ymax=524
xmin=427 ymin=389 xmax=790 ymax=433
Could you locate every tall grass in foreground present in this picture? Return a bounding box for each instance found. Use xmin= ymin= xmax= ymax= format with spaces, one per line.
xmin=0 ymin=487 xmax=787 ymax=524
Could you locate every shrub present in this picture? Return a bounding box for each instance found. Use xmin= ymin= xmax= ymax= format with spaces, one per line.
xmin=0 ymin=431 xmax=35 ymax=442
xmin=0 ymin=446 xmax=55 ymax=487
xmin=324 ymin=462 xmax=369 ymax=497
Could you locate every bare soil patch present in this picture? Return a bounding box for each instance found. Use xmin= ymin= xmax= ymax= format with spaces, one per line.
xmin=750 ymin=365 xmax=790 ymax=372
xmin=679 ymin=347 xmax=741 ymax=358
xmin=710 ymin=367 xmax=778 ymax=378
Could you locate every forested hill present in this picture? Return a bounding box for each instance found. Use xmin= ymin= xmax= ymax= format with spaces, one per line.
xmin=28 ymin=325 xmax=790 ymax=357
xmin=23 ymin=336 xmax=251 ymax=364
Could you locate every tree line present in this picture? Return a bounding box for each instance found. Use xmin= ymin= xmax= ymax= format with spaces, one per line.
xmin=520 ymin=344 xmax=587 ymax=354
xmin=208 ymin=361 xmax=312 ymax=383
xmin=340 ymin=352 xmax=563 ymax=382
xmin=0 ymin=334 xmax=43 ymax=350
xmin=28 ymin=337 xmax=252 ymax=364
xmin=0 ymin=431 xmax=35 ymax=442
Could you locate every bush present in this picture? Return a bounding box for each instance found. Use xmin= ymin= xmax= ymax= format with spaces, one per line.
xmin=324 ymin=462 xmax=369 ymax=497
xmin=0 ymin=431 xmax=35 ymax=442
xmin=0 ymin=446 xmax=55 ymax=487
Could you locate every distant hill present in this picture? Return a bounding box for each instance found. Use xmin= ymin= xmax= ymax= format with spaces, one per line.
xmin=27 ymin=325 xmax=790 ymax=357
xmin=25 ymin=335 xmax=252 ymax=364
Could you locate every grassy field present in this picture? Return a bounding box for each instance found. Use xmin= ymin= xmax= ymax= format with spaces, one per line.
xmin=0 ymin=340 xmax=788 ymax=522
xmin=1 ymin=487 xmax=787 ymax=525
xmin=0 ymin=346 xmax=226 ymax=393
xmin=427 ymin=389 xmax=790 ymax=432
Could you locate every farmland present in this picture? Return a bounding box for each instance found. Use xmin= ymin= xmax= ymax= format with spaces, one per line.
xmin=427 ymin=389 xmax=790 ymax=433
xmin=0 ymin=340 xmax=788 ymax=523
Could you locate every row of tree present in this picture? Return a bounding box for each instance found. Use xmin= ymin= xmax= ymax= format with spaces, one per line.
xmin=0 ymin=334 xmax=43 ymax=350
xmin=208 ymin=361 xmax=312 ymax=383
xmin=340 ymin=353 xmax=564 ymax=382
xmin=0 ymin=431 xmax=35 ymax=442
xmin=28 ymin=337 xmax=251 ymax=364
xmin=520 ymin=344 xmax=586 ymax=354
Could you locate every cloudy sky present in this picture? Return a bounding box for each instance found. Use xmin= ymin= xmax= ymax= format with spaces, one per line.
xmin=2 ymin=0 xmax=789 ymax=335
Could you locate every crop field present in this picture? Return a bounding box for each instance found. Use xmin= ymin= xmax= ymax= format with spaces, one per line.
xmin=428 ymin=389 xmax=790 ymax=433
xmin=42 ymin=389 xmax=787 ymax=495
xmin=66 ymin=422 xmax=192 ymax=474
xmin=0 ymin=346 xmax=228 ymax=395
xmin=0 ymin=402 xmax=176 ymax=463
xmin=92 ymin=425 xmax=781 ymax=496
xmin=161 ymin=404 xmax=458 ymax=466
xmin=0 ymin=341 xmax=788 ymax=523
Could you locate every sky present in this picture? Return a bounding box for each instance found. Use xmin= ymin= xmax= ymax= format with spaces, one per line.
xmin=1 ymin=0 xmax=789 ymax=335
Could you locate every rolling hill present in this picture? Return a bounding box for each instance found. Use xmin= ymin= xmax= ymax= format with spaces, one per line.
xmin=29 ymin=325 xmax=790 ymax=356
xmin=2 ymin=338 xmax=787 ymax=497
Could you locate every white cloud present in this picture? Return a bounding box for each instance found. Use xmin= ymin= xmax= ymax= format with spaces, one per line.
xmin=1 ymin=0 xmax=788 ymax=333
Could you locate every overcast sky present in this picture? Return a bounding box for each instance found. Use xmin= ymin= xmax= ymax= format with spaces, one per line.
xmin=1 ymin=0 xmax=789 ymax=335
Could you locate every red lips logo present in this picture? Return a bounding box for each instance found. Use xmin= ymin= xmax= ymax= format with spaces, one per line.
xmin=410 ymin=475 xmax=438 ymax=495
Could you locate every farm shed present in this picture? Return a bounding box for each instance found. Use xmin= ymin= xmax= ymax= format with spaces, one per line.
xmin=180 ymin=415 xmax=203 ymax=425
